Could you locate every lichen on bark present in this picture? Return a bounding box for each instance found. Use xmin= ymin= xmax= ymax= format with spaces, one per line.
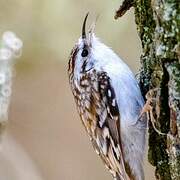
xmin=115 ymin=0 xmax=179 ymax=179
xmin=133 ymin=0 xmax=180 ymax=179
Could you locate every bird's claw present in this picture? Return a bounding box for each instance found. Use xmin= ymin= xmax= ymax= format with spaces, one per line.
xmin=140 ymin=88 xmax=166 ymax=136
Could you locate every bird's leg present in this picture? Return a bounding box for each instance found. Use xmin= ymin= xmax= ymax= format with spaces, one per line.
xmin=139 ymin=88 xmax=166 ymax=135
xmin=139 ymin=88 xmax=159 ymax=117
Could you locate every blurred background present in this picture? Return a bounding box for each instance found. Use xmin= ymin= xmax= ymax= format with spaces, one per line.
xmin=0 ymin=0 xmax=155 ymax=180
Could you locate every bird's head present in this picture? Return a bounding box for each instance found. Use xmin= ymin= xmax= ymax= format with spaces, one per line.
xmin=68 ymin=13 xmax=100 ymax=78
xmin=68 ymin=13 xmax=119 ymax=80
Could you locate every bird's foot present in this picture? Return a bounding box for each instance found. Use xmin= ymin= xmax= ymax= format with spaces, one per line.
xmin=139 ymin=88 xmax=166 ymax=136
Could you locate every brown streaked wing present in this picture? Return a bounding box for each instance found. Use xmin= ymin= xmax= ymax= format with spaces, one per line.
xmin=89 ymin=71 xmax=130 ymax=180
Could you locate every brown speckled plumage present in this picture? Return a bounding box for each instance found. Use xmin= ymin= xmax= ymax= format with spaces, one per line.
xmin=67 ymin=14 xmax=146 ymax=180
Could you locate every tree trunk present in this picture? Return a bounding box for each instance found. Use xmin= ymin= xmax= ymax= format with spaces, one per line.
xmin=115 ymin=0 xmax=179 ymax=179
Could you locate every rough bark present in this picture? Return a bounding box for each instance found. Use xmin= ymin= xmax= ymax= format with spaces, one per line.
xmin=115 ymin=0 xmax=180 ymax=179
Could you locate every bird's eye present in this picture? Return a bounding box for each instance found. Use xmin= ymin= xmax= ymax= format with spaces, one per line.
xmin=81 ymin=49 xmax=88 ymax=57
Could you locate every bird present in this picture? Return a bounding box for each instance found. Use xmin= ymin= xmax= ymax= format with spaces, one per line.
xmin=68 ymin=13 xmax=147 ymax=180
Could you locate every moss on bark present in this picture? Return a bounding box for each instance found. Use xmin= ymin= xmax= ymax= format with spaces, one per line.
xmin=133 ymin=0 xmax=180 ymax=179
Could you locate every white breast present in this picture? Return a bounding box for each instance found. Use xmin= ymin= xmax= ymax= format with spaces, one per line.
xmin=91 ymin=37 xmax=145 ymax=127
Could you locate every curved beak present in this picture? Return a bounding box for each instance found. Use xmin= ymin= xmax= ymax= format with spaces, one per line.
xmin=82 ymin=13 xmax=89 ymax=39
